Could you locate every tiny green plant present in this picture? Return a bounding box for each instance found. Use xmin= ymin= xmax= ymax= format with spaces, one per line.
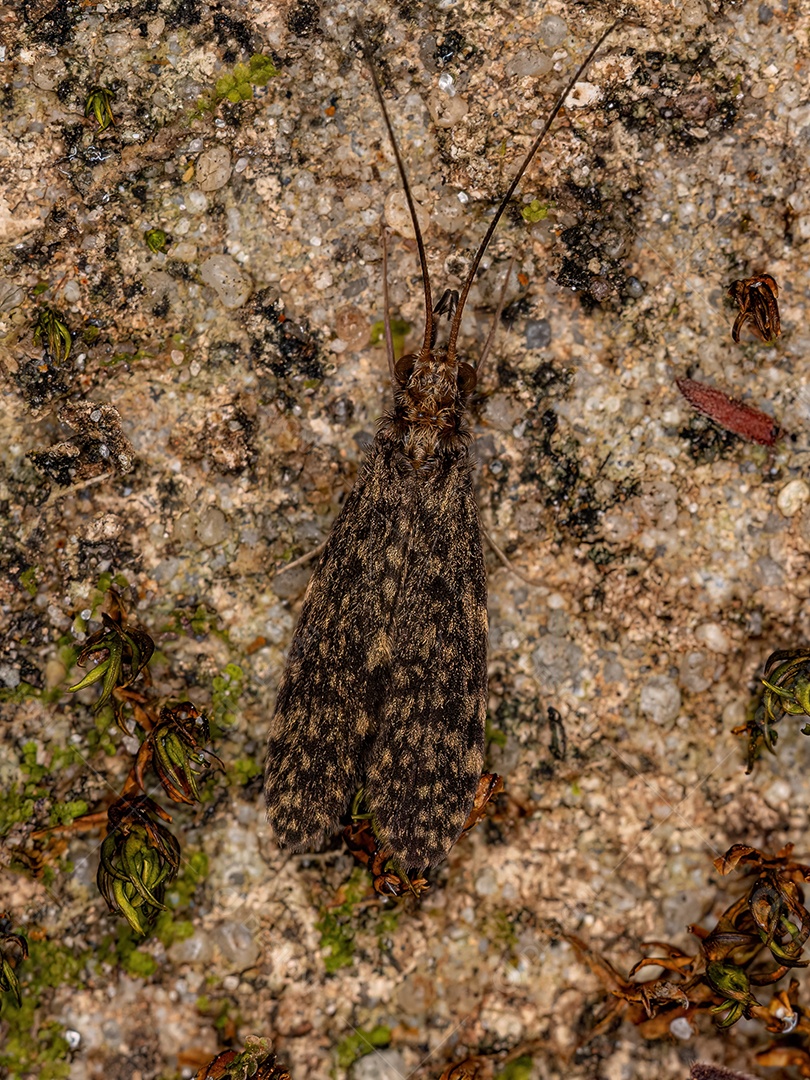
xmin=97 ymin=795 xmax=180 ymax=936
xmin=64 ymin=591 xmax=217 ymax=934
xmin=194 ymin=54 xmax=280 ymax=117
xmin=32 ymin=307 xmax=72 ymax=363
xmin=144 ymin=228 xmax=169 ymax=253
xmin=567 ymin=843 xmax=810 ymax=1070
xmin=134 ymin=703 xmax=222 ymax=805
xmin=68 ymin=601 xmax=154 ymax=720
xmin=0 ymin=922 xmax=28 ymax=1010
xmin=735 ymin=647 xmax=810 ymax=769
xmin=85 ymin=85 xmax=116 ymax=131
xmin=521 ymin=199 xmax=552 ymax=223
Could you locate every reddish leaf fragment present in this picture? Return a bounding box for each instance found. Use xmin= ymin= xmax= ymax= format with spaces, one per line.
xmin=676 ymin=378 xmax=782 ymax=446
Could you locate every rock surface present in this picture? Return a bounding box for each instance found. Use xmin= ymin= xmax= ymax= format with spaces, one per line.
xmin=1 ymin=2 xmax=810 ymax=1079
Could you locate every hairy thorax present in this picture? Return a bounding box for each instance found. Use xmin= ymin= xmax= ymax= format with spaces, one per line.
xmin=378 ymin=347 xmax=475 ymax=471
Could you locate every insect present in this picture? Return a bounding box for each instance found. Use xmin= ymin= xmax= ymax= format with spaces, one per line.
xmin=676 ymin=376 xmax=782 ymax=447
xmin=344 ymin=772 xmax=503 ymax=896
xmin=727 ymin=274 xmax=781 ymax=343
xmin=264 ymin=21 xmax=624 ymax=870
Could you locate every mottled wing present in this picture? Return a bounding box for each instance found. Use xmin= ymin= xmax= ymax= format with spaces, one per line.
xmin=264 ymin=440 xmax=406 ymax=851
xmin=365 ymin=451 xmax=488 ymax=869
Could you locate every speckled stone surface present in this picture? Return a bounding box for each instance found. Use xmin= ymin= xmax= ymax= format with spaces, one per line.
xmin=2 ymin=0 xmax=810 ymax=1077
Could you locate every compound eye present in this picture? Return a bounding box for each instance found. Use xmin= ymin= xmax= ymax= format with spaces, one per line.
xmin=394 ymin=353 xmax=417 ymax=386
xmin=457 ymin=362 xmax=477 ymax=394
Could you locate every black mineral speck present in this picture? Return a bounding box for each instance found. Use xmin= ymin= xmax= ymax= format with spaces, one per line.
xmin=165 ymin=0 xmax=202 ymax=28
xmin=435 ymin=30 xmax=463 ymax=65
xmin=758 ymin=4 xmax=773 ymax=23
xmin=287 ymin=0 xmax=320 ymax=37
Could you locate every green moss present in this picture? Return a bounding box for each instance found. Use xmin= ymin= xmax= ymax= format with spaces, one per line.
xmin=0 ymin=681 xmax=42 ymax=705
xmin=0 ymin=791 xmax=37 ymax=838
xmin=231 ymin=757 xmax=262 ymax=785
xmin=163 ymin=850 xmax=209 ymax=910
xmin=48 ymin=799 xmax=89 ymax=827
xmin=194 ymin=53 xmax=280 ymax=117
xmin=334 ymin=1026 xmax=392 ymax=1070
xmin=97 ymin=923 xmax=158 ymax=979
xmin=154 ymin=916 xmax=195 ymax=948
xmin=316 ymin=868 xmax=371 ymax=974
xmin=316 ymin=911 xmax=355 ymax=974
xmin=485 ymin=720 xmax=507 ymax=749
xmin=488 ymin=911 xmax=519 ymax=955
xmin=0 ymin=742 xmax=84 ymax=838
xmin=494 ymin=1056 xmax=533 ymax=1080
xmin=0 ymin=1006 xmax=71 ymax=1079
xmin=370 ymin=318 xmax=411 ymax=360
xmin=19 ymin=566 xmax=39 ymax=597
xmin=124 ymin=948 xmax=158 ymax=977
xmin=211 ymin=663 xmax=245 ymax=734
xmin=168 ymin=603 xmax=230 ymax=641
xmin=1 ymin=939 xmax=89 ymax=1075
xmin=375 ymin=909 xmax=400 ymax=940
xmin=86 ymin=709 xmax=118 ymax=756
xmin=196 ymin=994 xmax=239 ymax=1035
xmin=521 ymin=199 xmax=552 ymax=223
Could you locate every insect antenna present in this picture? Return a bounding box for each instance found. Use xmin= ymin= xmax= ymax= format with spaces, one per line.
xmin=446 ymin=20 xmax=626 ymax=364
xmin=360 ymin=32 xmax=435 ymax=359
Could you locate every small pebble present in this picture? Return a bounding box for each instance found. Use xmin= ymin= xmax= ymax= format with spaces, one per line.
xmin=506 ymin=48 xmax=552 ymax=79
xmin=695 ymin=622 xmax=729 ymax=654
xmin=532 ymin=635 xmax=582 ymax=689
xmin=566 ymin=81 xmax=601 ymax=108
xmin=32 ymin=55 xmax=67 ymax=90
xmin=428 ymin=89 xmax=469 ymax=128
xmin=640 ymin=675 xmax=681 ymax=725
xmin=475 ymin=867 xmax=498 ymax=896
xmin=334 ymin=305 xmax=368 ymax=351
xmin=214 ymin=921 xmax=260 ymax=967
xmin=195 ymin=144 xmax=232 ymax=192
xmin=0 ymin=282 xmax=25 ymax=312
xmin=200 ymin=254 xmax=251 ymax=308
xmin=624 ymin=276 xmax=644 ymax=298
xmin=777 ymin=478 xmax=809 ymax=517
xmin=168 ymin=932 xmax=213 ymax=964
xmin=669 ymin=1017 xmax=695 ymax=1040
xmin=679 ymin=651 xmax=711 ymax=694
xmin=196 ymin=506 xmax=230 ymax=547
xmin=0 ymin=664 xmax=21 ymax=689
xmin=62 ymin=279 xmax=81 ymax=303
xmin=539 ymin=13 xmax=568 ymax=47
xmin=525 ymin=318 xmax=551 ymax=350
xmin=353 ymin=1050 xmax=405 ymax=1080
xmin=385 ymin=189 xmax=419 ymax=239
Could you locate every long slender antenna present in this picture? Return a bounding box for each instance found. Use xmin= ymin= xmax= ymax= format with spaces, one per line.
xmin=446 ymin=20 xmax=625 ymax=362
xmin=360 ymin=33 xmax=434 ymax=358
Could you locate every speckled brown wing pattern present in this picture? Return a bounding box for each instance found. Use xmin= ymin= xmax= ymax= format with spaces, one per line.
xmin=264 ymin=434 xmax=487 ymax=869
xmin=367 ymin=451 xmax=487 ymax=869
xmin=264 ymin=438 xmax=405 ymax=852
